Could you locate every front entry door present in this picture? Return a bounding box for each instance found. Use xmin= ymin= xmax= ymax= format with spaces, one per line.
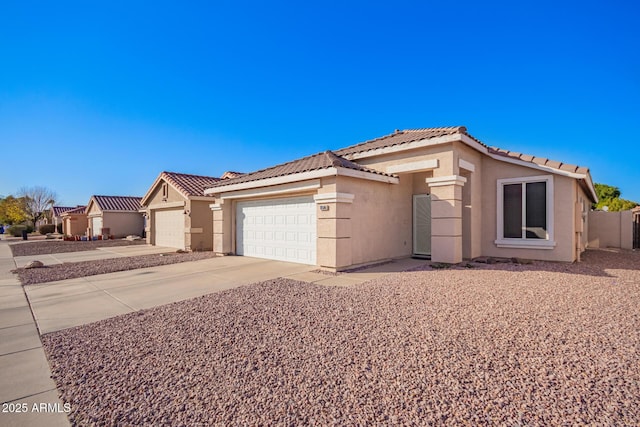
xmin=413 ymin=194 xmax=431 ymax=257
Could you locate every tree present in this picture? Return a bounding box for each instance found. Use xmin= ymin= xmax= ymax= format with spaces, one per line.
xmin=18 ymin=186 xmax=58 ymax=228
xmin=0 ymin=196 xmax=28 ymax=224
xmin=593 ymin=183 xmax=638 ymax=212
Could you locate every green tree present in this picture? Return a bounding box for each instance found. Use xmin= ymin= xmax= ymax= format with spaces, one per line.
xmin=0 ymin=196 xmax=28 ymax=224
xmin=594 ymin=183 xmax=638 ymax=211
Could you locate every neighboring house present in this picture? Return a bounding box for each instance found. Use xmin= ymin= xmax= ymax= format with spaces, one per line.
xmin=50 ymin=206 xmax=80 ymax=231
xmin=85 ymin=195 xmax=144 ymax=238
xmin=140 ymin=172 xmax=221 ymax=250
xmin=60 ymin=206 xmax=88 ymax=236
xmin=204 ymin=126 xmax=597 ymax=270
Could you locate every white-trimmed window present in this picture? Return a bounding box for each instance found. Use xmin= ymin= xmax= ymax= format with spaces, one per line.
xmin=496 ymin=175 xmax=555 ymax=249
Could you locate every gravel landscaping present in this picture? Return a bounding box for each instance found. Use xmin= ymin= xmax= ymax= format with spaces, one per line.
xmin=42 ymin=249 xmax=639 ymax=425
xmin=15 ymin=252 xmax=217 ymax=285
xmin=9 ymin=239 xmax=147 ymax=256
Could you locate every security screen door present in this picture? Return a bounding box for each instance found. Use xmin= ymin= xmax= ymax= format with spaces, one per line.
xmin=413 ymin=194 xmax=431 ymax=257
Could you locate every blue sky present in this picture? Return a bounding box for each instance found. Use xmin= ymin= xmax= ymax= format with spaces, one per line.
xmin=1 ymin=0 xmax=638 ymax=206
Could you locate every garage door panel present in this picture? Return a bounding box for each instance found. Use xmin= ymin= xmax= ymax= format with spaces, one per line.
xmin=236 ymin=196 xmax=316 ymax=265
xmin=91 ymin=217 xmax=103 ymax=236
xmin=154 ymin=209 xmax=185 ymax=250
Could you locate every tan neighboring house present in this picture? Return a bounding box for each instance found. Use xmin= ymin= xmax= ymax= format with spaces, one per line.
xmin=60 ymin=206 xmax=88 ymax=236
xmin=85 ymin=195 xmax=144 ymax=238
xmin=140 ymin=172 xmax=221 ymax=251
xmin=50 ymin=206 xmax=81 ymax=231
xmin=204 ymin=126 xmax=597 ymax=270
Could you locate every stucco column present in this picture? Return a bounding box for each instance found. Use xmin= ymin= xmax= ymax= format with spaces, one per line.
xmin=426 ymin=175 xmax=467 ymax=264
xmin=210 ymin=201 xmax=232 ymax=256
xmin=314 ymin=193 xmax=354 ymax=271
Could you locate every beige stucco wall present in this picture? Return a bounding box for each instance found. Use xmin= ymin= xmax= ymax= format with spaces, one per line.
xmin=588 ymin=210 xmax=633 ymax=250
xmin=86 ymin=201 xmax=101 ymax=215
xmin=332 ymin=175 xmax=413 ymax=267
xmin=187 ymin=199 xmax=214 ymax=251
xmin=574 ymin=183 xmax=591 ymax=258
xmin=454 ymin=142 xmax=483 ymax=259
xmin=103 ymin=212 xmax=144 ymax=238
xmin=480 ymin=156 xmax=577 ymax=262
xmin=62 ymin=214 xmax=88 ymax=236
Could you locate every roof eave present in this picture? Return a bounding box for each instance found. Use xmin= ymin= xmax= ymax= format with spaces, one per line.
xmin=205 ymin=167 xmax=397 ymax=195
xmin=340 ymin=133 xmax=464 ymax=160
xmin=458 ymin=134 xmax=598 ymax=201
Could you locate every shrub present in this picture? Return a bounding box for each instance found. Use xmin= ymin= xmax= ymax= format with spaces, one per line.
xmin=38 ymin=224 xmax=56 ymax=234
xmin=8 ymin=225 xmax=27 ymax=237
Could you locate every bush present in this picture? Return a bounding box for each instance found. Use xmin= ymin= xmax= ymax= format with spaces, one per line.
xmin=38 ymin=224 xmax=56 ymax=234
xmin=8 ymin=225 xmax=27 ymax=237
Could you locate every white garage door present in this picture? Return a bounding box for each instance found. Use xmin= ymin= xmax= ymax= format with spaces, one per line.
xmin=90 ymin=217 xmax=103 ymax=236
xmin=236 ymin=196 xmax=316 ymax=265
xmin=154 ymin=209 xmax=185 ymax=250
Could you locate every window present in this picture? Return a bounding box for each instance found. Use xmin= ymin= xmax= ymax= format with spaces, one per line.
xmin=496 ymin=175 xmax=555 ymax=249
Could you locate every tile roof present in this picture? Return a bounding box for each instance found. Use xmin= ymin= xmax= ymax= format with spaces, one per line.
xmin=486 ymin=147 xmax=589 ymax=175
xmin=335 ymin=126 xmax=479 ymax=157
xmin=221 ymin=171 xmax=244 ymax=180
xmin=207 ymin=150 xmax=393 ymax=189
xmin=336 ymin=126 xmax=591 ymax=177
xmin=204 ymin=126 xmax=594 ymax=198
xmin=52 ymin=206 xmax=79 ymax=217
xmin=161 ymin=172 xmax=220 ymax=197
xmin=61 ymin=206 xmax=87 ymax=215
xmin=91 ymin=196 xmax=142 ymax=212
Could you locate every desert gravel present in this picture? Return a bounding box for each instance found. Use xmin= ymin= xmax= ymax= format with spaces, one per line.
xmin=15 ymin=252 xmax=217 ymax=285
xmin=9 ymin=239 xmax=146 ymax=256
xmin=42 ymin=249 xmax=640 ymax=425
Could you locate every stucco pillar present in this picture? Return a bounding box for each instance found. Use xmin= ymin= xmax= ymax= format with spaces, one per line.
xmin=210 ymin=201 xmax=232 ymax=256
xmin=426 ymin=175 xmax=467 ymax=264
xmin=314 ymin=193 xmax=354 ymax=271
xmin=143 ymin=211 xmax=151 ymax=245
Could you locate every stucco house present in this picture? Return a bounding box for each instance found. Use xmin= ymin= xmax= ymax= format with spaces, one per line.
xmin=85 ymin=195 xmax=144 ymax=238
xmin=60 ymin=205 xmax=87 ymax=237
xmin=50 ymin=206 xmax=83 ymax=232
xmin=204 ymin=126 xmax=597 ymax=270
xmin=140 ymin=172 xmax=221 ymax=251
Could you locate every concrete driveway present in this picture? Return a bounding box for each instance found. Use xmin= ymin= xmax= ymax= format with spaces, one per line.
xmin=13 ymin=244 xmax=176 ymax=268
xmin=25 ymin=256 xmax=316 ymax=334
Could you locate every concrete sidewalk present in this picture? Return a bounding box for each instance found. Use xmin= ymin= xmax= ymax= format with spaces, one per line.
xmin=0 ymin=241 xmax=70 ymax=427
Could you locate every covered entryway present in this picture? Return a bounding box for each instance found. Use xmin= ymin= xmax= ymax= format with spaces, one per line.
xmin=236 ymin=196 xmax=317 ymax=265
xmin=153 ymin=209 xmax=185 ymax=250
xmin=90 ymin=217 xmax=103 ymax=237
xmin=413 ymin=194 xmax=431 ymax=258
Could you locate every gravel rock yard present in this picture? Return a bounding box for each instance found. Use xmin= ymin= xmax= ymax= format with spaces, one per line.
xmin=9 ymin=239 xmax=146 ymax=256
xmin=14 ymin=252 xmax=217 ymax=285
xmin=42 ymin=249 xmax=639 ymax=425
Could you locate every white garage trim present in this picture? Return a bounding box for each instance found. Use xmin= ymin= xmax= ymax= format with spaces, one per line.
xmin=236 ymin=196 xmax=317 ymax=265
xmin=153 ymin=208 xmax=186 ymax=250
